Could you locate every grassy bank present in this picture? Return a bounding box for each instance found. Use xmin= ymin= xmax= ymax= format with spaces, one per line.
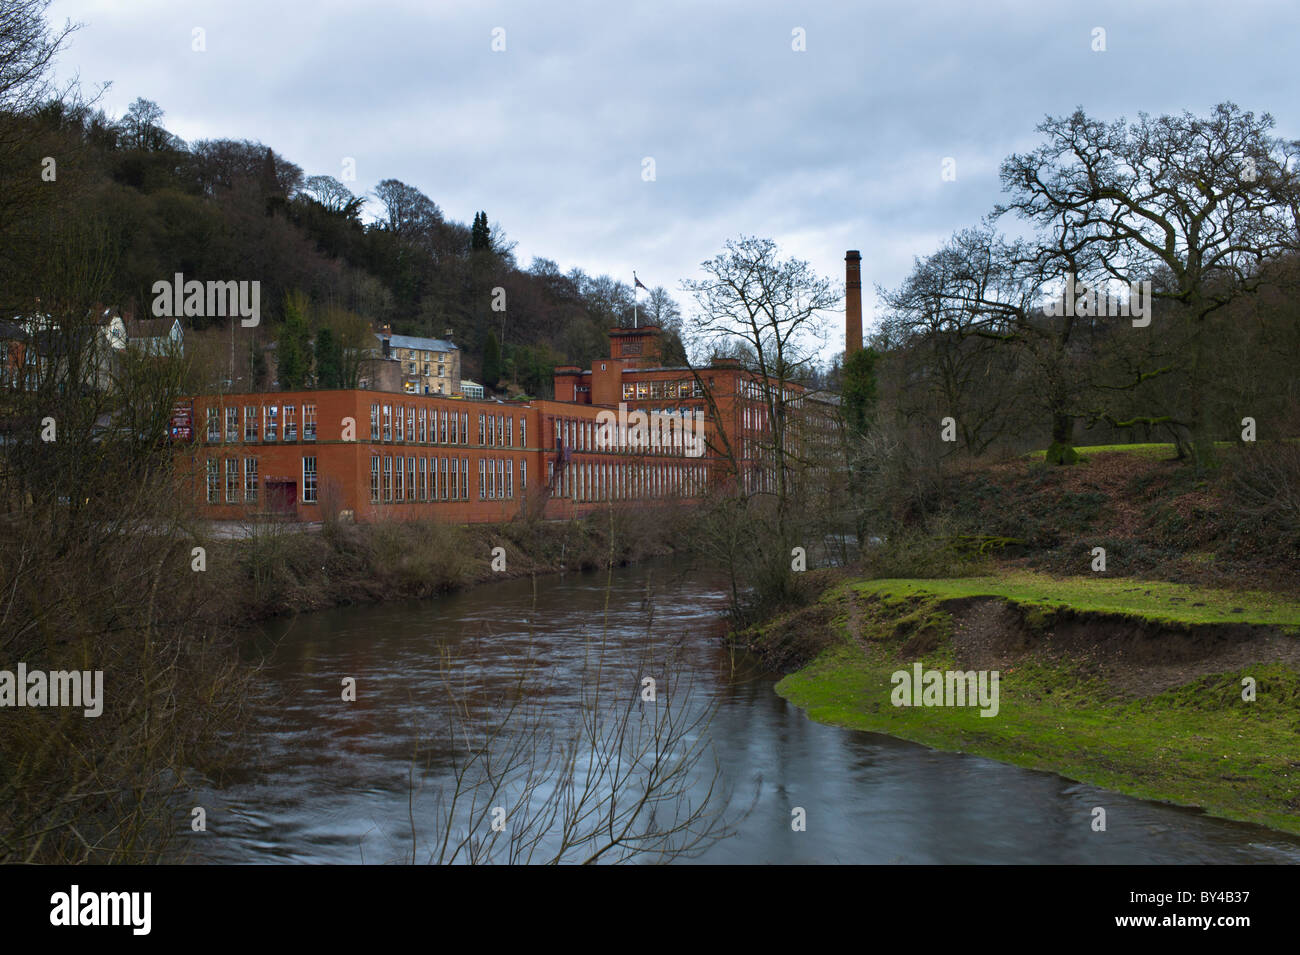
xmin=751 ymin=571 xmax=1300 ymax=835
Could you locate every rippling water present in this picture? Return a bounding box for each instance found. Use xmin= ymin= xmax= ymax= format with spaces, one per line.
xmin=190 ymin=563 xmax=1300 ymax=864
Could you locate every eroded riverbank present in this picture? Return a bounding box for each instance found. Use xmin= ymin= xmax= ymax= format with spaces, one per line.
xmin=748 ymin=572 xmax=1300 ymax=837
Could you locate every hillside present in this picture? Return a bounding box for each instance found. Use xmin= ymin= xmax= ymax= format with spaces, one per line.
xmin=0 ymin=99 xmax=689 ymax=397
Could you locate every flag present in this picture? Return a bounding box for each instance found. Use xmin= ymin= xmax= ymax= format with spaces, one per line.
xmin=634 ymin=272 xmax=648 ymax=291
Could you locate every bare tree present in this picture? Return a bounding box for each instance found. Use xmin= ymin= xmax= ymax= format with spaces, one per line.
xmin=117 ymin=97 xmax=173 ymax=152
xmin=683 ymin=236 xmax=837 ymax=532
xmin=0 ymin=0 xmax=79 ymax=276
xmin=995 ymin=103 xmax=1300 ymax=471
xmin=0 ymin=0 xmax=76 ymax=112
xmin=300 ymin=174 xmax=365 ymax=218
xmin=372 ymin=178 xmax=443 ymax=237
xmin=877 ymin=228 xmax=1031 ymax=458
xmin=0 ymin=218 xmax=255 ymax=864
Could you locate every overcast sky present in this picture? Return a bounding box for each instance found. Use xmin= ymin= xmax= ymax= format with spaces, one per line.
xmin=47 ymin=0 xmax=1300 ymax=356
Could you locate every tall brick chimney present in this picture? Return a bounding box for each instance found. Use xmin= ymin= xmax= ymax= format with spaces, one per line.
xmin=845 ymin=250 xmax=863 ymax=356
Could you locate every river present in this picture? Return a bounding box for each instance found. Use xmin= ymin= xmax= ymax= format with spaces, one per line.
xmin=191 ymin=561 xmax=1300 ymax=863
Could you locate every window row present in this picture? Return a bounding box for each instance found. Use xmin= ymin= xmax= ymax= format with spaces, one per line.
xmin=477 ymin=457 xmax=519 ymax=501
xmin=368 ymin=455 xmax=527 ymax=504
xmin=621 ymin=379 xmax=704 ymax=401
xmin=206 ymin=404 xmax=317 ymax=443
xmin=367 ymin=404 xmax=527 ymax=448
xmin=546 ymin=460 xmax=706 ymax=502
xmin=553 ymin=414 xmax=696 ymax=456
xmin=205 ymin=456 xmax=317 ymax=504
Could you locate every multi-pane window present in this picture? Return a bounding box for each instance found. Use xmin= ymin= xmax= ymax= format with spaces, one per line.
xmin=479 ymin=458 xmax=487 ymax=500
xmin=520 ymin=419 xmax=526 ymax=448
xmin=520 ymin=460 xmax=526 ymax=491
xmin=370 ymin=404 xmax=380 ymax=441
xmin=418 ymin=408 xmax=427 ymax=443
xmin=225 ymin=458 xmax=239 ymax=502
xmin=383 ymin=456 xmax=393 ymax=501
xmin=496 ymin=415 xmax=503 ymax=446
xmin=370 ymin=455 xmax=380 ymax=503
xmin=441 ymin=411 xmax=448 ymax=444
xmin=245 ymin=457 xmax=258 ymax=503
xmin=264 ymin=405 xmax=278 ymax=441
xmin=383 ymin=405 xmax=392 ymax=441
xmin=442 ymin=457 xmax=451 ymax=501
xmin=284 ymin=405 xmax=297 ymax=441
xmin=206 ymin=408 xmax=220 ymax=442
xmin=396 ymin=406 xmax=405 ymax=443
xmin=302 ymin=456 xmax=317 ymax=503
xmin=506 ymin=417 xmax=513 ymax=448
xmin=245 ymin=406 xmax=258 ymax=441
xmin=623 ymin=383 xmax=635 ymax=400
xmin=461 ymin=413 xmax=468 ymax=445
xmin=461 ymin=458 xmax=469 ymax=500
xmin=448 ymin=411 xmax=457 ymax=444
xmin=636 ymin=382 xmax=648 ymax=399
xmin=304 ymin=404 xmax=316 ymax=441
xmin=395 ymin=455 xmax=405 ymax=501
xmin=406 ymin=408 xmax=415 ymax=442
xmin=479 ymin=413 xmax=486 ymax=446
xmin=226 ymin=407 xmax=239 ymax=442
xmin=407 ymin=457 xmax=416 ymax=501
xmin=547 ymin=461 xmax=554 ymax=495
xmin=419 ymin=457 xmax=427 ymax=500
xmin=206 ymin=460 xmax=219 ymax=503
xmin=507 ymin=460 xmax=514 ymax=499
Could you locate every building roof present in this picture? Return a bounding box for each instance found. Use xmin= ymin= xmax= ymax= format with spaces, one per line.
xmin=126 ymin=317 xmax=180 ymax=339
xmin=379 ymin=333 xmax=456 ymax=353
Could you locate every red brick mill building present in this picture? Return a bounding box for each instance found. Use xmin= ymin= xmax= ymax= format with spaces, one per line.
xmin=179 ymin=323 xmax=835 ymax=524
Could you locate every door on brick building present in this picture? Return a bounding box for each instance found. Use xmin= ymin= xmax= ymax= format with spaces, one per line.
xmin=265 ymin=478 xmax=297 ymax=515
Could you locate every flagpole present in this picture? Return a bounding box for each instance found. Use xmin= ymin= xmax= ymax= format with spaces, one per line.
xmin=633 ymin=271 xmax=638 ymax=329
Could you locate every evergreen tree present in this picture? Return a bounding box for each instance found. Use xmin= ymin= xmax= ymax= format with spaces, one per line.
xmin=470 ymin=211 xmax=492 ymax=253
xmin=276 ymin=291 xmax=313 ymax=389
xmin=261 ymin=146 xmax=285 ymax=216
xmin=314 ymin=326 xmax=341 ymax=388
xmin=249 ymin=338 xmax=268 ymax=390
xmin=483 ymin=330 xmax=501 ymax=389
xmin=841 ymin=347 xmax=879 ymax=435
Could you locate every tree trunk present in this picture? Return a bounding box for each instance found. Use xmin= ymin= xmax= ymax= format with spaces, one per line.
xmin=1044 ymin=410 xmax=1078 ymax=465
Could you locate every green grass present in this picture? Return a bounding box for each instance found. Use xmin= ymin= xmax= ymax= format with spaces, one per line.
xmin=853 ymin=571 xmax=1300 ymax=631
xmin=768 ymin=576 xmax=1300 ymax=835
xmin=1026 ymin=442 xmax=1177 ymax=461
xmin=1024 ymin=440 xmax=1246 ymax=461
